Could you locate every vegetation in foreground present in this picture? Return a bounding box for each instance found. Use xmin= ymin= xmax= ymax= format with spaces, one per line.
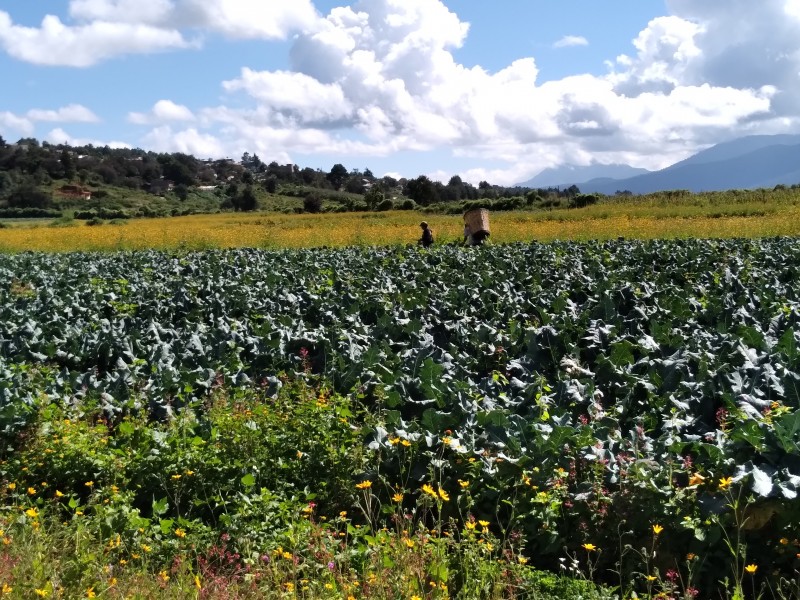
xmin=0 ymin=381 xmax=616 ymax=599
xmin=0 ymin=239 xmax=799 ymax=598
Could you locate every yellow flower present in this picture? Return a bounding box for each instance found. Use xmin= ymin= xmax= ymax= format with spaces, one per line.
xmin=392 ymin=493 xmax=404 ymax=502
xmin=411 ymin=596 xmax=422 ymax=600
xmin=718 ymin=476 xmax=733 ymax=490
xmin=389 ymin=437 xmax=400 ymax=446
xmin=652 ymin=524 xmax=664 ymax=535
xmin=518 ymin=556 xmax=528 ymax=564
xmin=171 ymin=474 xmax=182 ymax=480
xmin=438 ymin=487 xmax=450 ymax=502
xmin=1 ymin=584 xmax=11 ymax=594
xmin=185 ymin=470 xmax=195 ymax=476
xmin=645 ymin=575 xmax=657 ymax=581
xmin=688 ymin=473 xmax=705 ymax=486
xmin=780 ymin=538 xmax=789 ymax=545
xmin=458 ymin=479 xmax=469 ymax=489
xmin=404 ymin=538 xmax=415 ymax=548
xmin=478 ymin=520 xmax=489 ymax=527
xmin=35 ymin=589 xmax=48 ymax=597
xmin=141 ymin=543 xmax=151 ymax=553
xmin=158 ymin=570 xmax=170 ymax=582
xmin=355 ymin=480 xmax=372 ymax=489
xmin=339 ymin=511 xmax=347 ymax=518
xmin=422 ymin=484 xmax=437 ymax=498
xmin=84 ymin=481 xmax=94 ymax=488
xmin=7 ymin=483 xmax=15 ymax=491
xmin=25 ymin=507 xmax=39 ymax=518
xmin=194 ymin=575 xmax=202 ymax=590
xmin=582 ymin=543 xmax=597 ymax=551
xmin=27 ymin=487 xmax=36 ymax=495
xmin=175 ymin=528 xmax=186 ymax=538
xmin=86 ymin=587 xmax=96 ymax=599
xmin=284 ymin=582 xmax=294 ymax=592
xmin=686 ymin=553 xmax=697 ymax=560
xmin=745 ymin=564 xmax=758 ymax=574
xmin=282 ymin=551 xmax=292 ymax=560
xmin=55 ymin=490 xmax=64 ymax=498
xmin=401 ymin=439 xmax=411 ymax=447
xmin=465 ymin=521 xmax=476 ymax=530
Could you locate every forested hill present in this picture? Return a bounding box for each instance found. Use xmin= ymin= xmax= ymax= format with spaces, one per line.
xmin=0 ymin=136 xmax=584 ymax=217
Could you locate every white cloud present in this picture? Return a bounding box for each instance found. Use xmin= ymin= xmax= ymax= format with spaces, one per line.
xmin=222 ymin=69 xmax=352 ymax=123
xmin=70 ymin=0 xmax=175 ymax=25
xmin=142 ymin=125 xmax=225 ymax=158
xmin=44 ymin=127 xmax=131 ymax=148
xmin=0 ymin=11 xmax=190 ymax=67
xmin=27 ymin=104 xmax=100 ymax=123
xmin=553 ymin=35 xmax=588 ymax=48
xmin=129 ymin=100 xmax=195 ymax=124
xmin=177 ymin=0 xmax=319 ymax=40
xmin=1 ymin=105 xmax=100 ymax=139
xmin=0 ymin=112 xmax=34 ymax=136
xmin=113 ymin=0 xmax=800 ymax=185
xmin=0 ymin=0 xmax=318 ymax=66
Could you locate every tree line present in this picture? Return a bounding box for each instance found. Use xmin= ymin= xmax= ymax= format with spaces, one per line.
xmin=0 ymin=136 xmax=583 ymax=214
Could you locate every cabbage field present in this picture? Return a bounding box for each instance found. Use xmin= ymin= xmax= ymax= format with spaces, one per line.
xmin=1 ymin=238 xmax=799 ymax=598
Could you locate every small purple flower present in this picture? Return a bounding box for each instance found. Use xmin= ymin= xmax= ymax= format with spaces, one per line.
xmin=327 ymin=561 xmax=335 ymax=571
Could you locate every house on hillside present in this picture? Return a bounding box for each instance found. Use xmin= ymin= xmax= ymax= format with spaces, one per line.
xmin=147 ymin=179 xmax=174 ymax=196
xmin=57 ymin=184 xmax=92 ymax=200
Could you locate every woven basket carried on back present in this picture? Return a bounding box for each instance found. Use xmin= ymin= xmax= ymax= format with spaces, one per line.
xmin=464 ymin=208 xmax=490 ymax=235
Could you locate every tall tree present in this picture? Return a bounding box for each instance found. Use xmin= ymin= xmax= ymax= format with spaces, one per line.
xmin=60 ymin=148 xmax=76 ymax=181
xmin=327 ymin=163 xmax=348 ymax=190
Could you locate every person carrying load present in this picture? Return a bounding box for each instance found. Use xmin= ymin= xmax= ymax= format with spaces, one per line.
xmin=463 ymin=208 xmax=490 ymax=246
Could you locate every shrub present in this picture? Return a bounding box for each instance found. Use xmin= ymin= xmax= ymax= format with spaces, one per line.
xmin=376 ymin=198 xmax=394 ymax=211
xmin=0 ymin=207 xmax=62 ymax=219
xmin=303 ymin=193 xmax=323 ymax=213
xmin=399 ymin=199 xmax=417 ymax=210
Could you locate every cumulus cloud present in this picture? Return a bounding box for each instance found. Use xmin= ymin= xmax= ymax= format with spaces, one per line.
xmin=0 ymin=112 xmax=34 ymax=136
xmin=27 ymin=104 xmax=100 ymax=123
xmin=0 ymin=0 xmax=318 ymax=66
xmin=31 ymin=0 xmax=800 ymax=184
xmin=553 ymin=35 xmax=588 ymax=48
xmin=129 ymin=100 xmax=195 ymax=124
xmin=222 ymin=69 xmax=352 ymax=123
xmin=1 ymin=104 xmax=102 ymax=139
xmin=44 ymin=127 xmax=131 ymax=148
xmin=142 ymin=125 xmax=225 ymax=158
xmin=0 ymin=11 xmax=190 ymax=67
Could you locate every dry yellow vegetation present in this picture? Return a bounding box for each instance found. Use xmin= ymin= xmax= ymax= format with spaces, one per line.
xmin=2 ymin=206 xmax=800 ymax=252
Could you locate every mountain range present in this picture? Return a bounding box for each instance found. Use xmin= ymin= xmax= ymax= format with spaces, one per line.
xmin=517 ymin=134 xmax=800 ymax=194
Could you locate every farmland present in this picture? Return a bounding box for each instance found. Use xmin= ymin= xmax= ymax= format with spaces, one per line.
xmin=0 ymin=237 xmax=799 ymax=598
xmin=2 ymin=200 xmax=800 ymax=252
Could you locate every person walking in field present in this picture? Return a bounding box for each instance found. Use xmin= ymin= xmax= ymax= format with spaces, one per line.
xmin=419 ymin=221 xmax=434 ymax=247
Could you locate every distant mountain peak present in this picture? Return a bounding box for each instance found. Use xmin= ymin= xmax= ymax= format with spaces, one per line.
xmin=516 ymin=163 xmax=650 ymax=188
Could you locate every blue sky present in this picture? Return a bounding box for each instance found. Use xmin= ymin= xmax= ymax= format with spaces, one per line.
xmin=1 ymin=0 xmax=797 ymax=184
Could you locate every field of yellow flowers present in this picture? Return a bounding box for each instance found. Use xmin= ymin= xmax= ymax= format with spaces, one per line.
xmin=2 ymin=203 xmax=800 ymax=252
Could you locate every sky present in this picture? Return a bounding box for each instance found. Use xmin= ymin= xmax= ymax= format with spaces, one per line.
xmin=1 ymin=0 xmax=799 ymax=185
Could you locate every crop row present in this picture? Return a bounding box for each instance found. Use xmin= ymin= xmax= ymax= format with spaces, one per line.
xmin=1 ymin=238 xmax=799 ymax=592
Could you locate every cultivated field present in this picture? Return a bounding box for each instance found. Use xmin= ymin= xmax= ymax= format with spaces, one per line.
xmin=1 ymin=200 xmax=800 ymax=252
xmin=1 ymin=194 xmax=800 ymax=598
xmin=0 ymin=236 xmax=799 ymax=598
